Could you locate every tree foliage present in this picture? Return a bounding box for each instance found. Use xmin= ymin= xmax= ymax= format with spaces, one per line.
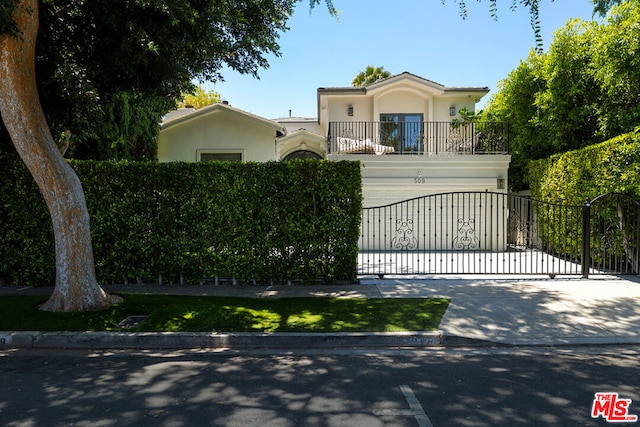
xmin=0 ymin=0 xmax=322 ymax=160
xmin=352 ymin=65 xmax=391 ymax=87
xmin=447 ymin=1 xmax=625 ymax=51
xmin=592 ymin=0 xmax=625 ymax=16
xmin=445 ymin=0 xmax=545 ymax=50
xmin=484 ymin=0 xmax=640 ymax=190
xmin=178 ymin=86 xmax=222 ymax=109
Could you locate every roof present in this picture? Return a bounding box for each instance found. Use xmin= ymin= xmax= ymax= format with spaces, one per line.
xmin=317 ymin=71 xmax=488 ymax=95
xmin=161 ymin=102 xmax=285 ymax=134
xmin=277 ymin=128 xmax=325 ymax=143
xmin=273 ymin=116 xmax=319 ymax=123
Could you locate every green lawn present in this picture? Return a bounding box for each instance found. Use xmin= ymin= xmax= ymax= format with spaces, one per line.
xmin=0 ymin=294 xmax=449 ymax=333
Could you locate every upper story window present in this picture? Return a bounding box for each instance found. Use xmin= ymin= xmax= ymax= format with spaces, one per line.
xmin=380 ymin=114 xmax=424 ymax=154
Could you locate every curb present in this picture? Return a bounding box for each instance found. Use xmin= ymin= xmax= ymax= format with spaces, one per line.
xmin=0 ymin=331 xmax=496 ymax=350
xmin=4 ymin=332 xmax=638 ymax=350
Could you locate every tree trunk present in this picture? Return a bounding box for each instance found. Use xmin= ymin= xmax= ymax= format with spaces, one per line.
xmin=0 ymin=0 xmax=121 ymax=311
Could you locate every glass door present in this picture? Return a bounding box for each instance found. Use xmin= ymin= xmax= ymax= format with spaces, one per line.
xmin=380 ymin=113 xmax=424 ymax=153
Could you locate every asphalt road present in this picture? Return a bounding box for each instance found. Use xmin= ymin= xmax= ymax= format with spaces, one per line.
xmin=1 ymin=347 xmax=639 ymax=426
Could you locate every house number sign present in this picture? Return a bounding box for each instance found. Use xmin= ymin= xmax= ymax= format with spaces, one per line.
xmin=414 ymin=171 xmax=427 ymax=184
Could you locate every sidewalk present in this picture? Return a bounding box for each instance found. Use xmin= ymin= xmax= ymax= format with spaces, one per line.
xmin=2 ymin=275 xmax=640 ymax=349
xmin=363 ymin=275 xmax=640 ymax=346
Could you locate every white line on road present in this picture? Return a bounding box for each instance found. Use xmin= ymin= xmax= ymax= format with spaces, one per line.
xmin=373 ymin=385 xmax=434 ymax=427
xmin=400 ymin=384 xmax=433 ymax=427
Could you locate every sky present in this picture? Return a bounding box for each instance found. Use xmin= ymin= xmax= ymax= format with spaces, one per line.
xmin=206 ymin=0 xmax=599 ymax=120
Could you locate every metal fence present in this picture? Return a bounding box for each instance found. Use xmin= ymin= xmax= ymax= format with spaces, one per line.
xmin=328 ymin=121 xmax=510 ymax=155
xmin=358 ymin=192 xmax=640 ymax=277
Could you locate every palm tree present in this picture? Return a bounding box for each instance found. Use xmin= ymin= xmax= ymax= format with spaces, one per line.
xmin=352 ymin=65 xmax=391 ymax=87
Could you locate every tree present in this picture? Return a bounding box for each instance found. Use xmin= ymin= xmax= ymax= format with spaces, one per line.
xmin=178 ymin=86 xmax=222 ymax=109
xmin=590 ymin=0 xmax=640 ymax=137
xmin=483 ymin=51 xmax=547 ymax=190
xmin=351 ymin=65 xmax=391 ymax=87
xmin=0 ymin=0 xmax=121 ymax=310
xmin=484 ymin=0 xmax=640 ymax=190
xmin=6 ymin=0 xmax=302 ymax=161
xmin=592 ymin=0 xmax=625 ymax=16
xmin=0 ymin=0 xmax=334 ymax=311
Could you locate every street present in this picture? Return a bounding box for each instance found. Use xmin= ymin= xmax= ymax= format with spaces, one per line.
xmin=1 ymin=346 xmax=639 ymax=426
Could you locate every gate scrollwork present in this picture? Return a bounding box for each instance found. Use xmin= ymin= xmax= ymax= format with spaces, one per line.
xmin=452 ymin=218 xmax=480 ymax=250
xmin=391 ymin=219 xmax=418 ymax=250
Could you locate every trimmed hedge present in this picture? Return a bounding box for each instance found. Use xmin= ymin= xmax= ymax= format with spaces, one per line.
xmin=0 ymin=157 xmax=362 ymax=286
xmin=528 ymin=131 xmax=640 ymax=203
xmin=527 ymin=131 xmax=640 ymax=265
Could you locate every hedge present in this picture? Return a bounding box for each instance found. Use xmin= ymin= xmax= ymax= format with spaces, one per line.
xmin=0 ymin=157 xmax=362 ymax=286
xmin=527 ymin=131 xmax=640 ymax=265
xmin=528 ymin=131 xmax=640 ymax=203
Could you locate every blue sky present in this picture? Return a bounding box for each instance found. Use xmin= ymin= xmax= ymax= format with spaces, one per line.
xmin=207 ymin=0 xmax=598 ymax=119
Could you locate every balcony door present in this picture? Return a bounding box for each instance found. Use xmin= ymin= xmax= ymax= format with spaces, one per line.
xmin=379 ymin=113 xmax=423 ymax=153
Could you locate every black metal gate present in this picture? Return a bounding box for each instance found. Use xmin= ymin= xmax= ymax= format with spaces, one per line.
xmin=358 ymin=192 xmax=640 ymax=277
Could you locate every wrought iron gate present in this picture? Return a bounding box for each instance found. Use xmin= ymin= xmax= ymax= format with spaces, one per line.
xmin=358 ymin=192 xmax=640 ymax=277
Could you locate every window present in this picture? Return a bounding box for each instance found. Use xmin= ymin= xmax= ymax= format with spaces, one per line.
xmin=282 ymin=150 xmax=322 ymax=161
xmin=379 ymin=113 xmax=424 ymax=154
xmin=199 ymin=152 xmax=242 ymax=162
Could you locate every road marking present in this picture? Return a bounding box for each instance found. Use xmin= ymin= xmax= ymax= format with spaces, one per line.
xmin=373 ymin=385 xmax=434 ymax=427
xmin=400 ymin=385 xmax=433 ymax=427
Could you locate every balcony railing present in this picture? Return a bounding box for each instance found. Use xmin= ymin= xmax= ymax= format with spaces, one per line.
xmin=327 ymin=121 xmax=510 ymax=155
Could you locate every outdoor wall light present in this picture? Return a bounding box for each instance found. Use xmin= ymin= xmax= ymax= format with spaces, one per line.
xmin=449 ymin=106 xmax=456 ymax=116
xmin=347 ymin=105 xmax=354 ymax=116
xmin=497 ymin=178 xmax=506 ymax=190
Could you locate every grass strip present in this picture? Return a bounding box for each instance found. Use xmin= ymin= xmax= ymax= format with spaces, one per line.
xmin=0 ymin=294 xmax=449 ymax=333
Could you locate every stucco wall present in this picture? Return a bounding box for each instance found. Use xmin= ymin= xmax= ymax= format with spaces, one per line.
xmin=376 ymin=89 xmax=429 ymax=119
xmin=158 ymin=109 xmax=278 ymax=162
xmin=326 ymin=97 xmax=371 ymax=122
xmin=432 ymin=96 xmax=477 ymax=122
xmin=327 ymin=154 xmax=511 ymax=207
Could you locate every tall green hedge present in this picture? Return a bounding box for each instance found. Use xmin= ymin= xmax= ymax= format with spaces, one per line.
xmin=0 ymin=157 xmax=362 ymax=286
xmin=527 ymin=131 xmax=640 ymax=265
xmin=528 ymin=131 xmax=640 ymax=203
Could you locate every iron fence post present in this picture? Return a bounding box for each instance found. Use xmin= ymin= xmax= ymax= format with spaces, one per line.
xmin=582 ymin=197 xmax=591 ymax=278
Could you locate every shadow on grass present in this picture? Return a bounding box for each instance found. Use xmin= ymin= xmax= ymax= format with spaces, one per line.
xmin=0 ymin=294 xmax=449 ymax=333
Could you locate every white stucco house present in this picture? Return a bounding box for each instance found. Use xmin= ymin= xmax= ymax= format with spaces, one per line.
xmin=158 ymin=102 xmax=286 ymax=163
xmin=157 ymin=72 xmax=511 ymax=208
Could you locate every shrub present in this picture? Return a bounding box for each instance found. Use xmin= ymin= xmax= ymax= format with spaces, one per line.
xmin=0 ymin=157 xmax=362 ymax=286
xmin=528 ymin=131 xmax=640 ymax=202
xmin=527 ymin=131 xmax=640 ymax=270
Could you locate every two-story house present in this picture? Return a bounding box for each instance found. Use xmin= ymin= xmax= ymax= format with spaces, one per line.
xmin=157 ymin=72 xmax=511 ymax=208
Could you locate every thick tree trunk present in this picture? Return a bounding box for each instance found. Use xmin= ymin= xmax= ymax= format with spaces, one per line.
xmin=0 ymin=0 xmax=121 ymax=311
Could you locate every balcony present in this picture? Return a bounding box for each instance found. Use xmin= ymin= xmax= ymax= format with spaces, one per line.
xmin=327 ymin=121 xmax=510 ymax=155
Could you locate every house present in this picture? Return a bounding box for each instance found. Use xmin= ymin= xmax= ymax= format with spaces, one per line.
xmin=158 ymin=72 xmax=511 ymax=208
xmin=317 ymin=72 xmax=510 ymax=207
xmin=157 ymin=102 xmax=285 ymax=163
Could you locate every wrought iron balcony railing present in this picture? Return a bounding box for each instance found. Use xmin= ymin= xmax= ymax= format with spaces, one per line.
xmin=327 ymin=121 xmax=510 ymax=155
